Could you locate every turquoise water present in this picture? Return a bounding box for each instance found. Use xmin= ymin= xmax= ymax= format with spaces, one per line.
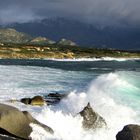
xmin=0 ymin=59 xmax=139 ymax=140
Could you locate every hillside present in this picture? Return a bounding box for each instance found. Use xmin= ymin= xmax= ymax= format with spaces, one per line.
xmin=0 ymin=28 xmax=139 ymax=59
xmin=0 ymin=28 xmax=78 ymax=47
xmin=0 ymin=28 xmax=32 ymax=44
xmin=0 ymin=43 xmax=139 ymax=59
xmin=0 ymin=28 xmax=56 ymax=45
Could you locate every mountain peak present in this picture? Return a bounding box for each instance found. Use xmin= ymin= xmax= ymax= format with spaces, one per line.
xmin=0 ymin=28 xmax=31 ymax=44
xmin=58 ymin=38 xmax=76 ymax=46
xmin=30 ymin=36 xmax=56 ymax=45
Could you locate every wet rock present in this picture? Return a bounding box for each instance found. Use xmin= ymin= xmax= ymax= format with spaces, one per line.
xmin=116 ymin=124 xmax=140 ymax=140
xmin=20 ymin=96 xmax=45 ymax=106
xmin=23 ymin=111 xmax=54 ymax=134
xmin=30 ymin=96 xmax=45 ymax=106
xmin=0 ymin=103 xmax=54 ymax=140
xmin=0 ymin=103 xmax=32 ymax=139
xmin=0 ymin=129 xmax=22 ymax=140
xmin=47 ymin=93 xmax=66 ymax=98
xmin=45 ymin=93 xmax=67 ymax=105
xmin=30 ymin=37 xmax=55 ymax=45
xmin=20 ymin=98 xmax=31 ymax=105
xmin=79 ymin=102 xmax=106 ymax=130
xmin=20 ymin=93 xmax=67 ymax=106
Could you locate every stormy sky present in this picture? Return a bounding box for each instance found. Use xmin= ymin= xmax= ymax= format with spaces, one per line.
xmin=0 ymin=0 xmax=140 ymax=27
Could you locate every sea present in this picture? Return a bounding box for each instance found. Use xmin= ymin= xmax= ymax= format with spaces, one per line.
xmin=0 ymin=58 xmax=140 ymax=140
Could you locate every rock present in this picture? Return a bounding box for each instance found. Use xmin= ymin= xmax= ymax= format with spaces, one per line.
xmin=20 ymin=98 xmax=31 ymax=105
xmin=79 ymin=102 xmax=106 ymax=130
xmin=0 ymin=133 xmax=21 ymax=140
xmin=0 ymin=103 xmax=54 ymax=140
xmin=0 ymin=103 xmax=32 ymax=139
xmin=47 ymin=93 xmax=66 ymax=98
xmin=44 ymin=93 xmax=67 ymax=105
xmin=23 ymin=111 xmax=54 ymax=134
xmin=116 ymin=124 xmax=140 ymax=140
xmin=20 ymin=96 xmax=45 ymax=106
xmin=30 ymin=96 xmax=45 ymax=106
xmin=20 ymin=93 xmax=67 ymax=106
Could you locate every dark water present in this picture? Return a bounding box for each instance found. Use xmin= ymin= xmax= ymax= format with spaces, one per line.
xmin=0 ymin=59 xmax=139 ymax=72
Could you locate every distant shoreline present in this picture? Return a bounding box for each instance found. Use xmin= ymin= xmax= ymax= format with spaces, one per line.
xmin=0 ymin=57 xmax=139 ymax=66
xmin=0 ymin=44 xmax=140 ymax=59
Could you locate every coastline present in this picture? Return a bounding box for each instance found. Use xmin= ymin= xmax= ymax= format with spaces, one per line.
xmin=43 ymin=57 xmax=140 ymax=61
xmin=0 ymin=57 xmax=140 ymax=62
xmin=0 ymin=44 xmax=140 ymax=60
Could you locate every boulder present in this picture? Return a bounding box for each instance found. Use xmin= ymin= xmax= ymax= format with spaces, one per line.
xmin=0 ymin=134 xmax=21 ymax=140
xmin=20 ymin=98 xmax=31 ymax=105
xmin=20 ymin=96 xmax=45 ymax=106
xmin=79 ymin=102 xmax=106 ymax=130
xmin=0 ymin=103 xmax=54 ymax=140
xmin=30 ymin=96 xmax=45 ymax=106
xmin=116 ymin=124 xmax=140 ymax=140
xmin=20 ymin=93 xmax=67 ymax=106
xmin=44 ymin=93 xmax=67 ymax=105
xmin=47 ymin=93 xmax=66 ymax=98
xmin=23 ymin=111 xmax=54 ymax=134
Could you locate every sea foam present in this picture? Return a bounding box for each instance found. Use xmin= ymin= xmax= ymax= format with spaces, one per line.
xmin=0 ymin=64 xmax=139 ymax=140
xmin=45 ymin=57 xmax=140 ymax=62
xmin=30 ymin=72 xmax=139 ymax=140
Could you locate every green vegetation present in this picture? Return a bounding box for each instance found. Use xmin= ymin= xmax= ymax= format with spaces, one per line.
xmin=0 ymin=43 xmax=139 ymax=59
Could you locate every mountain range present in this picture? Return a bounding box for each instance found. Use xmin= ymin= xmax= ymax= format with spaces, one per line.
xmin=0 ymin=27 xmax=139 ymax=59
xmin=1 ymin=18 xmax=140 ymax=50
xmin=0 ymin=28 xmax=77 ymax=46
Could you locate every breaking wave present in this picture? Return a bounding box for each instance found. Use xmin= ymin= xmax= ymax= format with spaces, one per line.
xmin=0 ymin=63 xmax=139 ymax=140
xmin=30 ymin=72 xmax=140 ymax=140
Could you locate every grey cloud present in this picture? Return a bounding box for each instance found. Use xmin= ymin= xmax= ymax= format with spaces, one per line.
xmin=0 ymin=0 xmax=140 ymax=27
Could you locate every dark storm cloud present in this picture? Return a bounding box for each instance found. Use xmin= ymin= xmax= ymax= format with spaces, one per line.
xmin=0 ymin=0 xmax=61 ymax=24
xmin=0 ymin=0 xmax=140 ymax=27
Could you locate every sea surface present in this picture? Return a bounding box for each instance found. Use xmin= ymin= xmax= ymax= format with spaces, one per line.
xmin=0 ymin=58 xmax=140 ymax=140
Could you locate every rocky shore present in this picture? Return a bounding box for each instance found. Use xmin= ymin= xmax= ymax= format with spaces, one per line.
xmin=1 ymin=94 xmax=139 ymax=140
xmin=0 ymin=103 xmax=53 ymax=140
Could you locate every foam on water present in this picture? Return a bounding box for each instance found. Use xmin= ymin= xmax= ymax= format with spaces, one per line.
xmin=0 ymin=64 xmax=139 ymax=140
xmin=29 ymin=72 xmax=140 ymax=140
xmin=46 ymin=57 xmax=140 ymax=62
